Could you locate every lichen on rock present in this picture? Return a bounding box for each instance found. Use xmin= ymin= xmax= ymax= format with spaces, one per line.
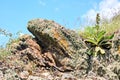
xmin=1 ymin=18 xmax=120 ymax=80
xmin=27 ymin=19 xmax=85 ymax=58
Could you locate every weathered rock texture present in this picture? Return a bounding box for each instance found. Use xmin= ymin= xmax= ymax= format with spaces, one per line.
xmin=113 ymin=29 xmax=120 ymax=52
xmin=26 ymin=19 xmax=120 ymax=80
xmin=0 ymin=18 xmax=120 ymax=80
xmin=27 ymin=19 xmax=86 ymax=58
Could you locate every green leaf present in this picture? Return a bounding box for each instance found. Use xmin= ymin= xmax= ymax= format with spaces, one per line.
xmin=95 ymin=46 xmax=105 ymax=55
xmin=95 ymin=25 xmax=99 ymax=30
xmin=97 ymin=31 xmax=106 ymax=43
xmin=94 ymin=52 xmax=97 ymax=57
xmin=95 ymin=46 xmax=101 ymax=52
xmin=86 ymin=48 xmax=93 ymax=55
xmin=100 ymin=48 xmax=105 ymax=54
xmin=85 ymin=38 xmax=97 ymax=45
xmin=104 ymin=34 xmax=114 ymax=39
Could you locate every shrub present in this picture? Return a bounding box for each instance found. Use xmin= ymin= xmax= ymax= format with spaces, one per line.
xmin=0 ymin=28 xmax=12 ymax=37
xmin=81 ymin=13 xmax=114 ymax=56
xmin=0 ymin=28 xmax=22 ymax=59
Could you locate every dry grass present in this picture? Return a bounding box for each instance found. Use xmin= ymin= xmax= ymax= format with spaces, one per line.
xmin=101 ymin=14 xmax=120 ymax=35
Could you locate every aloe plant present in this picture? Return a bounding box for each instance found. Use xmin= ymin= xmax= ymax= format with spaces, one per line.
xmin=83 ymin=13 xmax=114 ymax=56
xmin=85 ymin=28 xmax=114 ymax=56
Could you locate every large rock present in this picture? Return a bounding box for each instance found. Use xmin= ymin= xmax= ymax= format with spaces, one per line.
xmin=27 ymin=19 xmax=86 ymax=58
xmin=26 ymin=19 xmax=91 ymax=74
xmin=5 ymin=18 xmax=120 ymax=80
xmin=27 ymin=19 xmax=120 ymax=79
xmin=27 ymin=19 xmax=89 ymax=73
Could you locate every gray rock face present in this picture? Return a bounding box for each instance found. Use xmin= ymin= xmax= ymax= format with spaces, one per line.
xmin=27 ymin=19 xmax=89 ymax=73
xmin=0 ymin=68 xmax=21 ymax=80
xmin=27 ymin=19 xmax=85 ymax=58
xmin=1 ymin=19 xmax=120 ymax=80
xmin=113 ymin=29 xmax=120 ymax=53
xmin=27 ymin=19 xmax=120 ymax=80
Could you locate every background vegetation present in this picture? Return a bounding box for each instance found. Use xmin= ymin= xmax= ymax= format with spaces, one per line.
xmin=0 ymin=28 xmax=22 ymax=59
xmin=0 ymin=12 xmax=120 ymax=59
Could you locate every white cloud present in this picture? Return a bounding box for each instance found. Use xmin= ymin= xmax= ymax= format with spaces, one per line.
xmin=83 ymin=0 xmax=120 ymax=25
xmin=39 ymin=0 xmax=46 ymax=6
xmin=82 ymin=9 xmax=98 ymax=25
xmin=100 ymin=0 xmax=120 ymax=19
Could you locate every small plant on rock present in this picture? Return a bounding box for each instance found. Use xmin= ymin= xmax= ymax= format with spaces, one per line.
xmin=82 ymin=13 xmax=114 ymax=56
xmin=0 ymin=28 xmax=12 ymax=59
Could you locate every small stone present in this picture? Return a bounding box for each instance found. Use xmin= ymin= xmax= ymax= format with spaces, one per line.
xmin=19 ymin=71 xmax=29 ymax=79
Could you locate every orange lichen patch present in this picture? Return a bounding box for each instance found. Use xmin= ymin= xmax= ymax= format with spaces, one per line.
xmin=117 ymin=46 xmax=120 ymax=54
xmin=52 ymin=29 xmax=69 ymax=49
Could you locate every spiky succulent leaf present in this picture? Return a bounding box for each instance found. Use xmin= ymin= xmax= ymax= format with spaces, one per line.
xmin=85 ymin=38 xmax=97 ymax=45
xmin=104 ymin=34 xmax=114 ymax=39
xmin=97 ymin=31 xmax=106 ymax=43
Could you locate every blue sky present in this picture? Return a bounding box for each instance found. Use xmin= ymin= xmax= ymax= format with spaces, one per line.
xmin=0 ymin=0 xmax=101 ymax=33
xmin=0 ymin=0 xmax=120 ymax=45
